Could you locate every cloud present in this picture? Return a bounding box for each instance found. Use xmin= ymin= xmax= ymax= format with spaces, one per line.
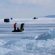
xmin=0 ymin=0 xmax=55 ymax=18
xmin=9 ymin=0 xmax=51 ymax=4
xmin=1 ymin=0 xmax=55 ymax=9
xmin=9 ymin=0 xmax=54 ymax=7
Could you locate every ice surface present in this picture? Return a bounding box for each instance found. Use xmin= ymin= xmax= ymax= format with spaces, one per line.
xmin=36 ymin=29 xmax=55 ymax=40
xmin=0 ymin=38 xmax=55 ymax=55
xmin=0 ymin=18 xmax=55 ymax=55
xmin=0 ymin=29 xmax=55 ymax=55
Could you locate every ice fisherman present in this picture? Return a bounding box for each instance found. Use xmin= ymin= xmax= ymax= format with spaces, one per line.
xmin=12 ymin=23 xmax=24 ymax=32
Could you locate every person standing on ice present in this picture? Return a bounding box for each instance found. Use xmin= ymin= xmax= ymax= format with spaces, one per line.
xmin=12 ymin=23 xmax=24 ymax=32
xmin=13 ymin=23 xmax=17 ymax=31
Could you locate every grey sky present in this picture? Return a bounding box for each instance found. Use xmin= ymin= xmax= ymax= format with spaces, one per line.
xmin=0 ymin=0 xmax=55 ymax=18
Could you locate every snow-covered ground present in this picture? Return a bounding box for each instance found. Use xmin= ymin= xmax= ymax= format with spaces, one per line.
xmin=0 ymin=38 xmax=55 ymax=55
xmin=0 ymin=18 xmax=55 ymax=55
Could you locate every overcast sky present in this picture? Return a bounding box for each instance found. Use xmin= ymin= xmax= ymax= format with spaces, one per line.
xmin=0 ymin=0 xmax=55 ymax=18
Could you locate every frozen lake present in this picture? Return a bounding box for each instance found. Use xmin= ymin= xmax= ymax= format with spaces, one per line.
xmin=0 ymin=19 xmax=55 ymax=55
xmin=0 ymin=38 xmax=55 ymax=55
